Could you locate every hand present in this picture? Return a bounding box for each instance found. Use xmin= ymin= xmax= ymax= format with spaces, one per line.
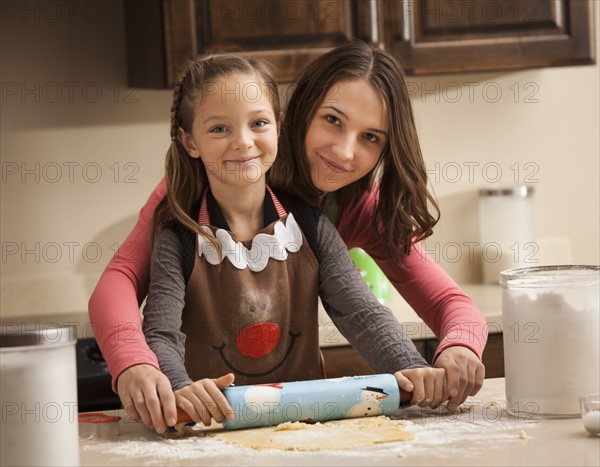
xmin=175 ymin=373 xmax=235 ymax=426
xmin=434 ymin=346 xmax=485 ymax=412
xmin=117 ymin=364 xmax=177 ymax=434
xmin=394 ymin=367 xmax=446 ymax=408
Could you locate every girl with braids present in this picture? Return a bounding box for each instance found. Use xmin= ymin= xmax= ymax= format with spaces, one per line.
xmin=131 ymin=53 xmax=444 ymax=431
xmin=89 ymin=42 xmax=486 ymax=433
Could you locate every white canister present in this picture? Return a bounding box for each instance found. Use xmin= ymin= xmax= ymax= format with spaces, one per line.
xmin=479 ymin=185 xmax=535 ymax=284
xmin=1 ymin=325 xmax=80 ymax=466
xmin=500 ymin=265 xmax=600 ymax=419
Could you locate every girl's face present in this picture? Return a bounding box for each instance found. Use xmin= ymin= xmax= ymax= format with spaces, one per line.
xmin=179 ymin=73 xmax=279 ymax=189
xmin=304 ymin=79 xmax=388 ymax=194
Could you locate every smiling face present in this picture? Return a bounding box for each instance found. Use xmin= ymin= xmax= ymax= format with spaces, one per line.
xmin=304 ymin=79 xmax=389 ymax=194
xmin=178 ymin=72 xmax=279 ymax=190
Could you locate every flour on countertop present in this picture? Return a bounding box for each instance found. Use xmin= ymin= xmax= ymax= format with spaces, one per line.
xmin=81 ymin=399 xmax=539 ymax=462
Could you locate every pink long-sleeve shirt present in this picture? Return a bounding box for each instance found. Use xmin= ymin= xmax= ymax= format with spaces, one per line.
xmin=89 ymin=178 xmax=487 ymax=390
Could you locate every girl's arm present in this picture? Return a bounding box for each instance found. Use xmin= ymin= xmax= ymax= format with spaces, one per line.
xmin=336 ymin=189 xmax=487 ymax=360
xmin=335 ymin=188 xmax=486 ymax=410
xmin=88 ymin=178 xmax=178 ymax=430
xmin=317 ymin=215 xmax=428 ymax=371
xmin=143 ymin=227 xmax=235 ymax=427
xmin=88 ymin=177 xmax=167 ymax=388
xmin=336 ymin=189 xmax=488 ymax=357
xmin=316 ymin=215 xmax=447 ymax=407
xmin=142 ymin=227 xmax=192 ymax=390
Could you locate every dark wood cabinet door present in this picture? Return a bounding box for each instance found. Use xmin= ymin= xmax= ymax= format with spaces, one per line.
xmin=382 ymin=0 xmax=596 ymax=74
xmin=320 ymin=335 xmax=504 ymax=380
xmin=321 ymin=340 xmax=428 ymax=379
xmin=126 ymin=0 xmax=370 ymax=87
xmin=192 ymin=0 xmax=352 ymax=80
xmin=126 ymin=1 xmax=595 ymax=88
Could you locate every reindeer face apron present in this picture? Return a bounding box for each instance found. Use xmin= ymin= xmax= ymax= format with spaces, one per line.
xmin=181 ymin=188 xmax=322 ymax=385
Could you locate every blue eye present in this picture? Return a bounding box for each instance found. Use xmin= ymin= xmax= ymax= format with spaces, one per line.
xmin=209 ymin=126 xmax=227 ymax=134
xmin=251 ymin=120 xmax=268 ymax=128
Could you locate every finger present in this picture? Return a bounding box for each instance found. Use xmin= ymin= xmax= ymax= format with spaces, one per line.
xmin=144 ymin=386 xmax=167 ymax=433
xmin=454 ymin=374 xmax=475 ymax=406
xmin=197 ymin=383 xmax=230 ymax=424
xmin=157 ymin=379 xmax=178 ymax=427
xmin=440 ymin=360 xmax=460 ymax=399
xmin=394 ymin=372 xmax=415 ymax=394
xmin=213 ymin=373 xmax=235 ymax=389
xmin=432 ymin=372 xmax=445 ymax=408
xmin=459 ymin=367 xmax=476 ymax=406
xmin=187 ymin=386 xmax=216 ymax=426
xmin=447 ymin=389 xmax=464 ymax=412
xmin=132 ymin=390 xmax=153 ymax=429
xmin=205 ymin=381 xmax=234 ymax=421
xmin=120 ymin=391 xmax=140 ymax=422
xmin=409 ymin=378 xmax=425 ymax=406
xmin=470 ymin=363 xmax=485 ymax=396
xmin=117 ymin=377 xmax=140 ymax=422
xmin=176 ymin=394 xmax=204 ymax=426
xmin=447 ymin=362 xmax=471 ymax=410
xmin=419 ymin=372 xmax=435 ymax=408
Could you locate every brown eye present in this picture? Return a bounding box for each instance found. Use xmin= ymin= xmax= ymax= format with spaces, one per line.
xmin=364 ymin=132 xmax=378 ymax=143
xmin=325 ymin=115 xmax=340 ymax=126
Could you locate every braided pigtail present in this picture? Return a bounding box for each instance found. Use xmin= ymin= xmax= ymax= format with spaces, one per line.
xmin=150 ymin=60 xmax=211 ymax=250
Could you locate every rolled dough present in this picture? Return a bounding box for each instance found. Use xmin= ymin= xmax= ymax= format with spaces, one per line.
xmin=211 ymin=416 xmax=414 ymax=451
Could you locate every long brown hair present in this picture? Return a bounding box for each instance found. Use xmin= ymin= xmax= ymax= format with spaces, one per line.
xmin=269 ymin=41 xmax=439 ymax=256
xmin=151 ymin=54 xmax=281 ymax=247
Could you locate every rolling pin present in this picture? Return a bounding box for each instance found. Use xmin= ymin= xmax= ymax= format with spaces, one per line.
xmin=175 ymin=374 xmax=412 ymax=430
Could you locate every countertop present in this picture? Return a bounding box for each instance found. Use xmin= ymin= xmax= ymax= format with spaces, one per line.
xmin=0 ymin=284 xmax=503 ymax=347
xmin=318 ymin=283 xmax=503 ymax=347
xmin=79 ymin=378 xmax=600 ymax=466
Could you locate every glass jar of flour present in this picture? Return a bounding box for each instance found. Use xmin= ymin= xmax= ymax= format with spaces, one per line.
xmin=479 ymin=185 xmax=535 ymax=284
xmin=500 ymin=265 xmax=600 ymax=418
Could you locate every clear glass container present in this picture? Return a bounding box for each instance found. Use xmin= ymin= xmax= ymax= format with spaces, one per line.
xmin=500 ymin=265 xmax=600 ymax=419
xmin=479 ymin=185 xmax=535 ymax=284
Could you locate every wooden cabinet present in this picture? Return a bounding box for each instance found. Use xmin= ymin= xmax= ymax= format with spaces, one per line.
xmin=125 ymin=0 xmax=365 ymax=87
xmin=382 ymin=0 xmax=596 ymax=74
xmin=321 ymin=333 xmax=505 ymax=379
xmin=125 ymin=0 xmax=595 ymax=87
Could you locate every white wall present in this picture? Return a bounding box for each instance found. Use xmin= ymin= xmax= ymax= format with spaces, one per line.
xmin=1 ymin=1 xmax=598 ymax=316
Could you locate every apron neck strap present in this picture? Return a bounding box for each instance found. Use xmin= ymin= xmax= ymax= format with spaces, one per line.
xmin=198 ymin=185 xmax=287 ymax=226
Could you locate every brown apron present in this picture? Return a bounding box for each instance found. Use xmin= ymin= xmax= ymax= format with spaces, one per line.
xmin=181 ymin=188 xmax=322 ymax=385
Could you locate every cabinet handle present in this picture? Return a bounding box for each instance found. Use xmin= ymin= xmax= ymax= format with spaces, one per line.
xmin=369 ymin=0 xmax=379 ymax=44
xmin=401 ymin=0 xmax=412 ymax=42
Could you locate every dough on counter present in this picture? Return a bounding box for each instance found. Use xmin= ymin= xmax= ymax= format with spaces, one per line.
xmin=273 ymin=421 xmax=310 ymax=431
xmin=212 ymin=416 xmax=414 ymax=451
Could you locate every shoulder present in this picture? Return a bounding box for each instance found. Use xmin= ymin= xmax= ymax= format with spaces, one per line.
xmin=272 ymin=188 xmax=321 ymax=260
xmin=273 ymin=189 xmax=321 ymax=220
xmin=336 ymin=184 xmax=380 ymax=246
xmin=343 ymin=184 xmax=380 ymax=217
xmin=159 ymin=202 xmax=200 ymax=283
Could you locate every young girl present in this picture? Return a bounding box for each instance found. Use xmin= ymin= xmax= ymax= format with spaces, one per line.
xmin=139 ymin=53 xmax=444 ymax=429
xmin=89 ymin=43 xmax=486 ymax=433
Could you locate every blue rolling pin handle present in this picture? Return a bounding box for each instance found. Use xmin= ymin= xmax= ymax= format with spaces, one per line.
xmin=222 ymin=374 xmax=405 ymax=431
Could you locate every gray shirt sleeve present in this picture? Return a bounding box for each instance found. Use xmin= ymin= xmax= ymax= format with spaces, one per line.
xmin=143 ymin=214 xmax=428 ymax=390
xmin=316 ymin=215 xmax=430 ymax=373
xmin=142 ymin=228 xmax=193 ymax=390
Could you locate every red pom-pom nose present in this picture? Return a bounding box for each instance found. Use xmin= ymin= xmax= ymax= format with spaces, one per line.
xmin=236 ymin=322 xmax=281 ymax=358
